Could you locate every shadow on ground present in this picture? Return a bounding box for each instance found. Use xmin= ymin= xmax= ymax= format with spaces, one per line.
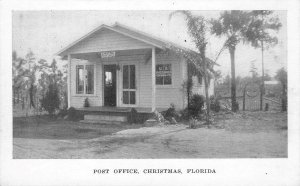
xmin=13 ymin=116 xmax=143 ymax=140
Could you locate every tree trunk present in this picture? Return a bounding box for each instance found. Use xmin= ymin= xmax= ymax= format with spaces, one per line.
xmin=203 ymin=62 xmax=211 ymax=124
xmin=260 ymin=40 xmax=265 ymax=111
xmin=22 ymin=97 xmax=24 ymax=110
xmin=201 ymin=47 xmax=210 ymax=125
xmin=243 ymin=86 xmax=246 ymax=111
xmin=229 ymin=47 xmax=237 ymax=112
xmin=29 ymin=83 xmax=35 ymax=108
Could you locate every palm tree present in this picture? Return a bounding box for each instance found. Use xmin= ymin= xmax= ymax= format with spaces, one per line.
xmin=245 ymin=10 xmax=282 ymax=110
xmin=169 ymin=10 xmax=213 ymax=124
xmin=211 ymin=10 xmax=251 ymax=112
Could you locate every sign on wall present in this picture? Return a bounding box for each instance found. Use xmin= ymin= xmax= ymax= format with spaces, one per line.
xmin=100 ymin=51 xmax=116 ymax=58
xmin=156 ymin=64 xmax=171 ymax=76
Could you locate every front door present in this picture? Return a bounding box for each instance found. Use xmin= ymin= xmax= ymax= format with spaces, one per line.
xmin=104 ymin=65 xmax=117 ymax=106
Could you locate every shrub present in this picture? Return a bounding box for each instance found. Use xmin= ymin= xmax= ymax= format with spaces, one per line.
xmin=210 ymin=96 xmax=221 ymax=112
xmin=162 ymin=103 xmax=180 ymax=122
xmin=179 ymin=108 xmax=190 ymax=121
xmin=188 ymin=94 xmax=205 ymax=118
xmin=127 ymin=108 xmax=138 ymax=124
xmin=67 ymin=107 xmax=83 ymax=121
xmin=62 ymin=91 xmax=68 ymax=109
xmin=40 ymin=83 xmax=60 ymax=115
xmin=68 ymin=107 xmax=76 ymax=119
xmin=178 ymin=95 xmax=205 ymax=121
xmin=84 ymin=98 xmax=90 ymax=107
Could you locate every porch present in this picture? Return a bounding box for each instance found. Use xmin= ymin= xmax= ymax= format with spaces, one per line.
xmin=77 ymin=106 xmax=166 ymax=124
xmin=77 ymin=106 xmax=166 ymax=114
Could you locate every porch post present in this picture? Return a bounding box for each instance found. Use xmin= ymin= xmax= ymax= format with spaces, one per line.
xmin=67 ymin=54 xmax=71 ymax=108
xmin=151 ymin=47 xmax=156 ymax=112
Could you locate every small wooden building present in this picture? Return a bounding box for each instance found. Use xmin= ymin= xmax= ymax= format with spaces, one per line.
xmin=57 ymin=23 xmax=214 ymax=114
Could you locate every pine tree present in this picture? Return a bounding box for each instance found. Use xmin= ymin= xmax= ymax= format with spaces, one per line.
xmin=40 ymin=83 xmax=60 ymax=115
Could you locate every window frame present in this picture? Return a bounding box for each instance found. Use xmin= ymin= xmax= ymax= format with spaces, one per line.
xmin=75 ymin=63 xmax=96 ymax=96
xmin=155 ymin=63 xmax=173 ymax=86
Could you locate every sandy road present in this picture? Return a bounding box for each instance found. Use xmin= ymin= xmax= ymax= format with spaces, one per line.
xmin=13 ymin=120 xmax=287 ymax=159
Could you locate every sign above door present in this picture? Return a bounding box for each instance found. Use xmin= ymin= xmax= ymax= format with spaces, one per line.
xmin=100 ymin=51 xmax=116 ymax=58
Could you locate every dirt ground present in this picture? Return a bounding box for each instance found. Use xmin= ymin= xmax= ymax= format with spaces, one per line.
xmin=13 ymin=111 xmax=287 ymax=158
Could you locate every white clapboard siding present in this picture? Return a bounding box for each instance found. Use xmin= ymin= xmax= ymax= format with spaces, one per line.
xmin=70 ymin=54 xmax=102 ymax=108
xmin=69 ymin=51 xmax=213 ymax=109
xmin=65 ymin=28 xmax=151 ymax=54
xmin=139 ymin=52 xmax=186 ymax=109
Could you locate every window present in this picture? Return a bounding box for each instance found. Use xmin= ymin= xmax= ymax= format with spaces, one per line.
xmin=156 ymin=64 xmax=172 ymax=85
xmin=76 ymin=65 xmax=84 ymax=94
xmin=76 ymin=65 xmax=94 ymax=94
xmin=85 ymin=65 xmax=94 ymax=94
xmin=123 ymin=65 xmax=136 ymax=105
xmin=105 ymin=71 xmax=112 ymax=86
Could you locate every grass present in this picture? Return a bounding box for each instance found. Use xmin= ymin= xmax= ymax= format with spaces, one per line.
xmin=13 ymin=111 xmax=287 ymax=158
xmin=13 ymin=115 xmax=143 ymax=140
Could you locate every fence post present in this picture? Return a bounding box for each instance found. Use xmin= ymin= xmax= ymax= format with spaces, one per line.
xmin=22 ymin=97 xmax=24 ymax=110
xmin=243 ymin=87 xmax=246 ymax=111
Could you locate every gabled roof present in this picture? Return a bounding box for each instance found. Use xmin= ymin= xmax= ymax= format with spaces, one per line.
xmin=56 ymin=22 xmax=219 ymax=69
xmin=57 ymin=23 xmax=162 ymax=57
xmin=56 ymin=22 xmax=196 ymax=57
xmin=112 ymin=22 xmax=168 ymax=49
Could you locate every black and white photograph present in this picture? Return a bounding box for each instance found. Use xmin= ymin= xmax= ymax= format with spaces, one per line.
xmin=1 ymin=0 xmax=300 ymax=185
xmin=11 ymin=10 xmax=287 ymax=159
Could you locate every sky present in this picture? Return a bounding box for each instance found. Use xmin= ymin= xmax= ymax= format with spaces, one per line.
xmin=12 ymin=10 xmax=287 ymax=78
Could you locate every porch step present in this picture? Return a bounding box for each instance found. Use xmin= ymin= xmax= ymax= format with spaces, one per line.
xmin=84 ymin=114 xmax=127 ymax=122
xmin=81 ymin=114 xmax=127 ymax=124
